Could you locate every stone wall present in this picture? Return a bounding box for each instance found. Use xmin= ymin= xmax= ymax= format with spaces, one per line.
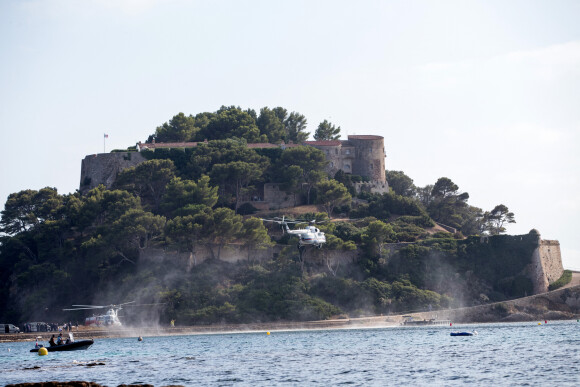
xmin=529 ymin=239 xmax=564 ymax=293
xmin=347 ymin=135 xmax=386 ymax=182
xmin=79 ymin=152 xmax=146 ymax=194
xmin=140 ymin=244 xmax=280 ymax=271
xmin=139 ymin=243 xmax=358 ymax=272
xmin=263 ymin=183 xmax=302 ymax=209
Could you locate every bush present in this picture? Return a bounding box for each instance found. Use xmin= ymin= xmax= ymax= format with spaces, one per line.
xmin=237 ymin=202 xmax=258 ymax=215
xmin=548 ymin=270 xmax=572 ymax=291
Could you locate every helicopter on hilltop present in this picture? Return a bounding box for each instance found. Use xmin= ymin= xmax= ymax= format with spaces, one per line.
xmin=63 ymin=301 xmax=163 ymax=327
xmin=261 ymin=216 xmax=327 ymax=249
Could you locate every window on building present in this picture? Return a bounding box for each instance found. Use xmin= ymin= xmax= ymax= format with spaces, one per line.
xmin=369 ymin=163 xmax=373 ymax=170
xmin=335 ymin=148 xmax=338 ymax=154
xmin=330 ymin=162 xmax=334 ymax=167
xmin=344 ymin=164 xmax=350 ymax=170
xmin=345 ymin=149 xmax=350 ymax=155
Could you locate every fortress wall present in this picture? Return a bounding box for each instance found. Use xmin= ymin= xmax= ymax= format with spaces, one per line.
xmin=263 ymin=183 xmax=301 ymax=209
xmin=79 ymin=152 xmax=146 ymax=194
xmin=140 ymin=244 xmax=358 ymax=272
xmin=348 ymin=135 xmax=386 ymax=182
xmin=140 ymin=244 xmax=280 ymax=271
xmin=529 ymin=239 xmax=564 ymax=294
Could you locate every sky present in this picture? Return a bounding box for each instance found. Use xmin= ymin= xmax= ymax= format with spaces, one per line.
xmin=1 ymin=0 xmax=579 ymax=270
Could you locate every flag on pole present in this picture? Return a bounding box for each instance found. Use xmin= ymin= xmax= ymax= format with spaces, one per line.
xmin=104 ymin=133 xmax=109 ymax=138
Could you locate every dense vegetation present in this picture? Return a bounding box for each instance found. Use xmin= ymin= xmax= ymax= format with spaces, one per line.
xmin=0 ymin=106 xmax=531 ymax=326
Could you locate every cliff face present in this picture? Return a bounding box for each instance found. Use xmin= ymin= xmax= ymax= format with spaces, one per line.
xmin=79 ymin=152 xmax=146 ymax=194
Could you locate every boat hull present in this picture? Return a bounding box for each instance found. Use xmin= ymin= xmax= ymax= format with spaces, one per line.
xmin=450 ymin=332 xmax=474 ymax=336
xmin=30 ymin=339 xmax=94 ymax=352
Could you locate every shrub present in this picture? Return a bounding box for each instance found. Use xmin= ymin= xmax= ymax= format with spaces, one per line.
xmin=237 ymin=202 xmax=258 ymax=215
xmin=548 ymin=270 xmax=572 ymax=291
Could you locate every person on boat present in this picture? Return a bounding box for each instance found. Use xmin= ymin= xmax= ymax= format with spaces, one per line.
xmin=56 ymin=333 xmax=63 ymax=345
xmin=49 ymin=335 xmax=56 ymax=346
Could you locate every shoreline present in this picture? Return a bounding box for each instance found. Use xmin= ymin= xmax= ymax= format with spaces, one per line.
xmin=0 ymin=316 xmax=396 ymax=343
xmin=3 ymin=282 xmax=579 ymax=344
xmin=2 ymin=314 xmax=578 ymax=344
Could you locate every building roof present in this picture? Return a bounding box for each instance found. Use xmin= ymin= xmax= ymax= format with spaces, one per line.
xmin=304 ymin=140 xmax=342 ymax=146
xmin=348 ymin=135 xmax=383 ymax=140
xmin=137 ymin=141 xmax=199 ymax=150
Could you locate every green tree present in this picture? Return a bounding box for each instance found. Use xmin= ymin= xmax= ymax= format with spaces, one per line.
xmin=257 ymin=107 xmax=285 ymax=143
xmin=280 ymin=146 xmax=328 ymax=204
xmin=161 ymin=175 xmax=218 ymax=217
xmin=431 ymin=177 xmax=459 ymax=198
xmin=427 ymin=177 xmax=470 ymax=229
xmin=240 ymin=217 xmax=274 ymax=262
xmin=280 ymin=165 xmax=304 ymax=206
xmin=416 ymin=184 xmax=434 ymax=208
xmin=84 ymin=186 xmax=141 ymax=224
xmin=362 ymin=220 xmax=395 ymax=257
xmin=487 ymin=204 xmax=516 ymax=235
xmin=0 ymin=187 xmax=62 ymax=235
xmin=316 ymin=179 xmax=352 ymax=218
xmin=114 ymin=159 xmax=176 ymax=212
xmin=165 ymin=207 xmax=214 ymax=266
xmin=202 ymin=106 xmax=264 ymax=143
xmin=208 ymin=207 xmax=243 ymax=260
xmin=152 ymin=112 xmax=199 ymax=143
xmin=186 ymin=140 xmax=268 ymax=180
xmin=386 ymin=170 xmax=416 ymax=197
xmin=95 ymin=209 xmax=166 ymax=264
xmin=314 ymin=119 xmax=341 ymax=141
xmin=210 ymin=161 xmax=265 ymax=213
xmin=284 ymin=112 xmax=309 ymax=143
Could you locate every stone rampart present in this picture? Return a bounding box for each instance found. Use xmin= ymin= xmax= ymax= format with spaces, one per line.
xmin=79 ymin=152 xmax=146 ymax=194
xmin=529 ymin=239 xmax=564 ymax=293
xmin=140 ymin=243 xmax=358 ymax=272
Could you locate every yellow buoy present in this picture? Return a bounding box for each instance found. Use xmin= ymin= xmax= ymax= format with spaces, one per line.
xmin=266 ymin=331 xmax=270 ymax=335
xmin=38 ymin=347 xmax=48 ymax=356
xmin=538 ymin=322 xmax=541 ymax=325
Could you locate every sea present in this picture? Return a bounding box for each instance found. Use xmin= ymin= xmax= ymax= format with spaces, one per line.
xmin=1 ymin=320 xmax=578 ymax=386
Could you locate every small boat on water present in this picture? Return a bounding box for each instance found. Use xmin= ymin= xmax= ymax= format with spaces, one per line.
xmin=30 ymin=339 xmax=94 ymax=352
xmin=450 ymin=331 xmax=477 ymax=337
xmin=30 ymin=333 xmax=94 ymax=352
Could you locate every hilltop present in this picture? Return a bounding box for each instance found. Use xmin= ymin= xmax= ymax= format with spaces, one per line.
xmin=0 ymin=106 xmax=574 ymax=327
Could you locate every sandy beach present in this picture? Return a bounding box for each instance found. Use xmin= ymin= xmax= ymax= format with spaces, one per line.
xmin=0 ymin=315 xmax=400 ymax=344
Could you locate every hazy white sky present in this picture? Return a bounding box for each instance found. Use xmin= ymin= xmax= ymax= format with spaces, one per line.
xmin=1 ymin=0 xmax=579 ymax=269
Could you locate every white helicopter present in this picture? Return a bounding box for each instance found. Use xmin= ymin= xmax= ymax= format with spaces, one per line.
xmin=262 ymin=216 xmax=327 ymax=248
xmin=63 ymin=301 xmax=136 ymax=327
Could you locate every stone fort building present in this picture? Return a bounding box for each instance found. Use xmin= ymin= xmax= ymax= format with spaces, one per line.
xmin=79 ymin=135 xmax=389 ymax=208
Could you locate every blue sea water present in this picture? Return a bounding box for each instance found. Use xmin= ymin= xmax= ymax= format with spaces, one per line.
xmin=1 ymin=321 xmax=578 ymax=386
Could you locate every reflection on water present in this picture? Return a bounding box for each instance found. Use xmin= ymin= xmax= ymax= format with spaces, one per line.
xmin=1 ymin=321 xmax=579 ymax=386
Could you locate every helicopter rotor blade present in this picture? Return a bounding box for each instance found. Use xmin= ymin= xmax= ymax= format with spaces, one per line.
xmin=71 ymin=304 xmax=106 ymax=308
xmin=122 ymin=303 xmax=166 ymax=307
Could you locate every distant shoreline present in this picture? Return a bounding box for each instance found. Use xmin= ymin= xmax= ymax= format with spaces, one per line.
xmin=3 ymin=281 xmax=579 ymax=344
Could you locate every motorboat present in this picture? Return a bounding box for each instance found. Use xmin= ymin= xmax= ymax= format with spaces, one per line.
xmin=30 ymin=339 xmax=94 ymax=352
xmin=30 ymin=333 xmax=94 ymax=352
xmin=450 ymin=331 xmax=477 ymax=336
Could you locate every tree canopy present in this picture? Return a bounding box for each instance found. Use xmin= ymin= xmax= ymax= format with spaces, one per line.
xmin=314 ymin=119 xmax=341 ymax=141
xmin=0 ymin=105 xmax=524 ymax=326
